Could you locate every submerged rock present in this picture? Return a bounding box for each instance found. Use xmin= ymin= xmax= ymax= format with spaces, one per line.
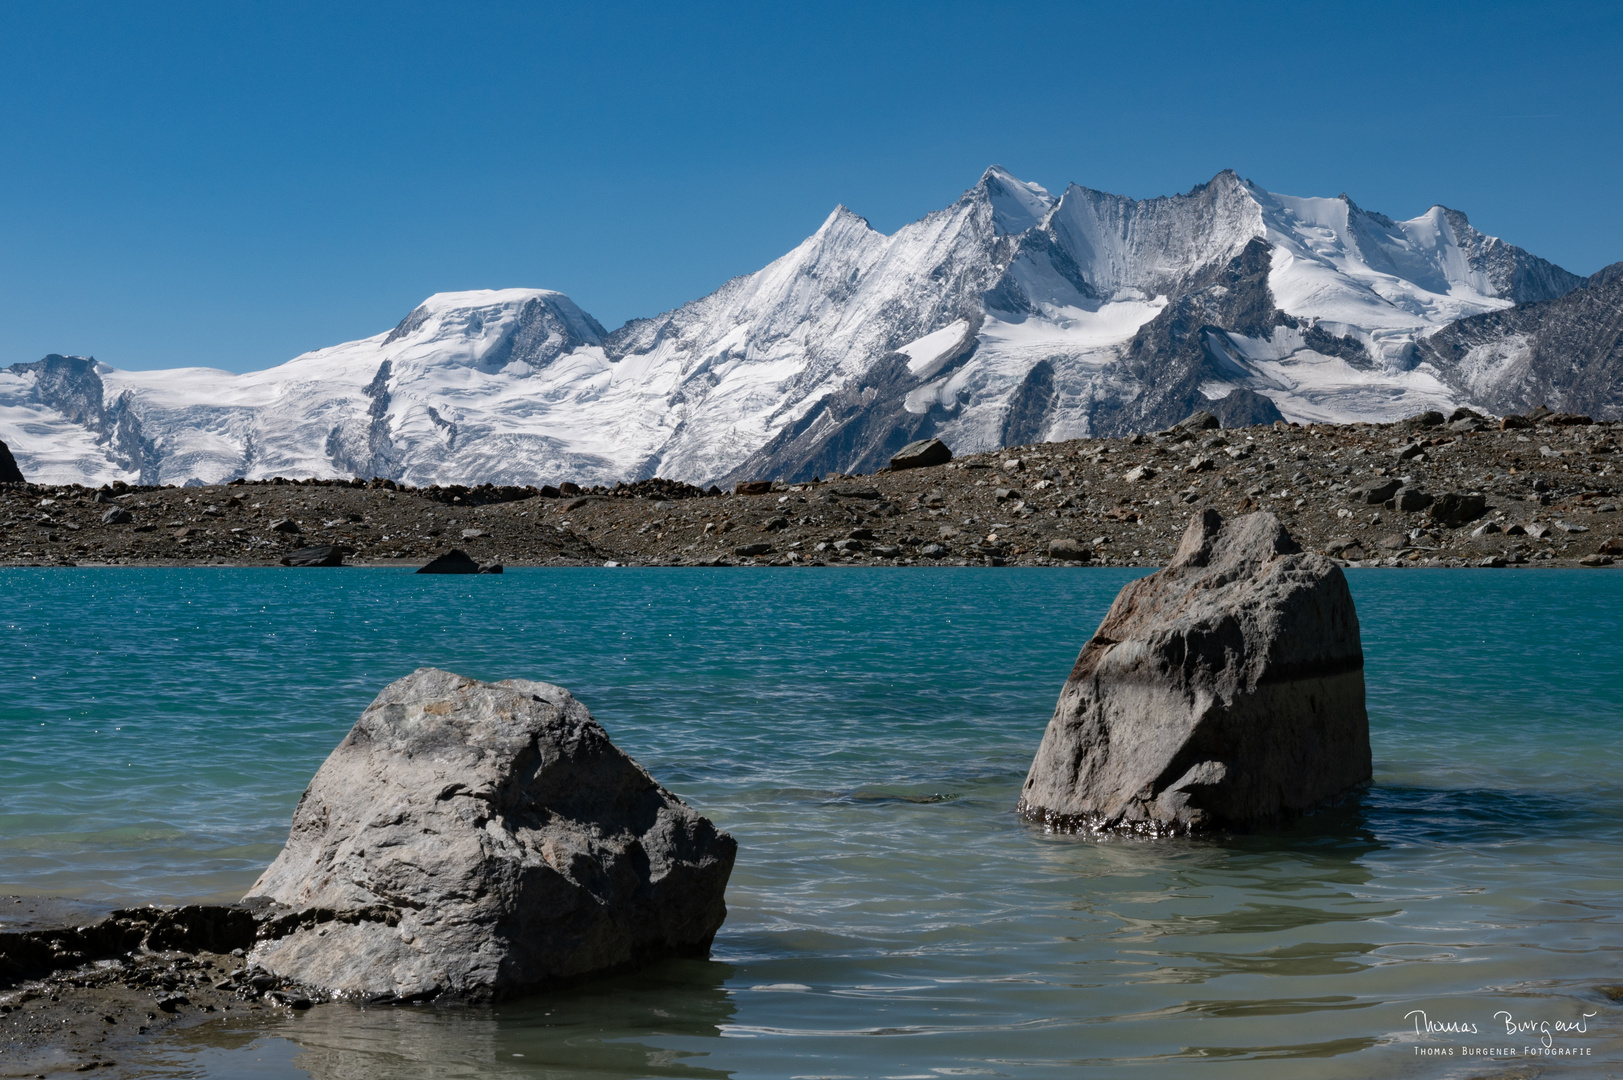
xmin=1016 ymin=510 xmax=1371 ymax=835
xmin=244 ymin=668 xmax=736 ymax=1002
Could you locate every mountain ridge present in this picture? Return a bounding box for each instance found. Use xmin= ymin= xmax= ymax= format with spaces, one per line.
xmin=2 ymin=167 xmax=1608 ymax=488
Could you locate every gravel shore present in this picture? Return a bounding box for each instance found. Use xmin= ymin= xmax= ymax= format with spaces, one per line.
xmin=3 ymin=415 xmax=1619 ymax=570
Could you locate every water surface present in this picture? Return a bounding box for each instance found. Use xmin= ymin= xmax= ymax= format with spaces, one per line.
xmin=3 ymin=567 xmax=1620 ymax=1077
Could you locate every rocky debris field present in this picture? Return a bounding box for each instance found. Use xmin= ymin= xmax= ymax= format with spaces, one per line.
xmin=2 ymin=411 xmax=1620 ymax=570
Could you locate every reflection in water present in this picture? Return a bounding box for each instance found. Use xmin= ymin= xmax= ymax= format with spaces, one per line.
xmin=9 ymin=568 xmax=1623 ymax=1077
xmin=140 ymin=960 xmax=737 ymax=1080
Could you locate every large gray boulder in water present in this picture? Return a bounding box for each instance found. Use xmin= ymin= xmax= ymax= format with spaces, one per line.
xmin=1016 ymin=510 xmax=1370 ymax=835
xmin=244 ymin=668 xmax=736 ymax=1001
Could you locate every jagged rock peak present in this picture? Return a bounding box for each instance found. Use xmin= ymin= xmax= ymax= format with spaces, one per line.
xmin=976 ymin=165 xmax=1056 ymax=235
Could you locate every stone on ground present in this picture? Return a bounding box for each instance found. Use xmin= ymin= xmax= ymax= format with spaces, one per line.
xmin=1428 ymin=492 xmax=1487 ymax=527
xmin=1173 ymin=410 xmax=1220 ymax=432
xmin=1017 ymin=509 xmax=1371 ymax=835
xmin=889 ymin=438 xmax=952 ymax=471
xmin=244 ymin=667 xmax=737 ymax=1001
xmin=1047 ymin=538 xmax=1093 ymax=562
xmin=281 ymin=545 xmax=347 ymax=567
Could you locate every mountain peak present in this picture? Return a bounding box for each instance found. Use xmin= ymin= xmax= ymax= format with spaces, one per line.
xmin=816 ymin=204 xmax=875 ymax=234
xmin=2 ymin=168 xmax=1601 ymax=491
xmin=977 ymin=165 xmax=1054 ymax=235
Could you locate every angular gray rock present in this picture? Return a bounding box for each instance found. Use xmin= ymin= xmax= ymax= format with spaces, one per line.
xmin=1428 ymin=492 xmax=1487 ymax=527
xmin=281 ymin=545 xmax=347 ymax=567
xmin=1047 ymin=538 xmax=1093 ymax=562
xmin=889 ymin=438 xmax=953 ymax=471
xmin=1350 ymin=478 xmax=1402 ymax=505
xmin=243 ymin=668 xmax=736 ymax=1001
xmin=1173 ymin=410 xmax=1220 ymax=432
xmin=1387 ymin=486 xmax=1433 ymax=513
xmin=1017 ymin=510 xmax=1371 ymax=835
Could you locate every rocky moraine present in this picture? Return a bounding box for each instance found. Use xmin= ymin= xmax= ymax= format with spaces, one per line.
xmin=2 ymin=410 xmax=1620 ymax=570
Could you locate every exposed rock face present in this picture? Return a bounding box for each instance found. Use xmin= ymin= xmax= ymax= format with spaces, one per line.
xmin=1418 ymin=262 xmax=1623 ymax=420
xmin=244 ymin=668 xmax=736 ymax=1001
xmin=1209 ymin=387 xmax=1285 ymax=429
xmin=1017 ymin=510 xmax=1370 ymax=834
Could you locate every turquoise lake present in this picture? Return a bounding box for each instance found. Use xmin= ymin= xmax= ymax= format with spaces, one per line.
xmin=3 ymin=567 xmax=1621 ymax=1078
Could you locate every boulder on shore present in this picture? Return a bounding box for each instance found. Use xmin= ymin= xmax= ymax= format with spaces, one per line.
xmin=281 ymin=545 xmax=347 ymax=567
xmin=889 ymin=438 xmax=952 ymax=471
xmin=1016 ymin=510 xmax=1370 ymax=835
xmin=1047 ymin=538 xmax=1093 ymax=562
xmin=416 ymin=549 xmax=481 ymax=574
xmin=244 ymin=668 xmax=737 ymax=1001
xmin=1428 ymin=492 xmax=1487 ymax=527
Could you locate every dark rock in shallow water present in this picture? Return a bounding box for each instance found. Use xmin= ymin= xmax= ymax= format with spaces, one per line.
xmin=1016 ymin=510 xmax=1371 ymax=835
xmin=0 ymin=439 xmax=23 ymax=484
xmin=416 ymin=549 xmax=480 ymax=574
xmin=243 ymin=668 xmax=736 ymax=1001
xmin=280 ymin=545 xmax=347 ymax=567
xmin=889 ymin=438 xmax=952 ymax=471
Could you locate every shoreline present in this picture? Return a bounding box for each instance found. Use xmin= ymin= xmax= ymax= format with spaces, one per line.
xmin=0 ymin=898 xmax=271 ymax=1078
xmin=4 ymin=418 xmax=1619 ymax=572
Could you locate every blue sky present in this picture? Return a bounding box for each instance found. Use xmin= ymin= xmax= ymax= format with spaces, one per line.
xmin=3 ymin=1 xmax=1619 ymax=372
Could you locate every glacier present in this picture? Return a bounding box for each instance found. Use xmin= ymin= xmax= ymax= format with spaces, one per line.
xmin=0 ymin=167 xmax=1592 ymax=488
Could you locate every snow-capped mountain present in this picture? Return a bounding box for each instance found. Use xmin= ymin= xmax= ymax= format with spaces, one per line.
xmin=0 ymin=168 xmax=1596 ymax=488
xmin=1415 ymin=261 xmax=1623 ymax=418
